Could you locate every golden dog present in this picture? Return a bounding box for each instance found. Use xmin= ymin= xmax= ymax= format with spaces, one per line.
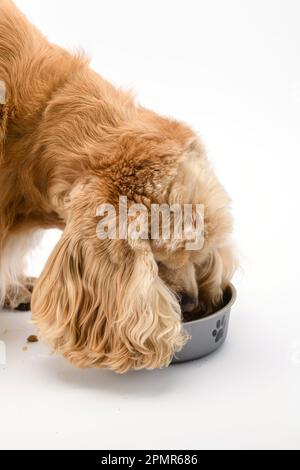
xmin=0 ymin=0 xmax=236 ymax=372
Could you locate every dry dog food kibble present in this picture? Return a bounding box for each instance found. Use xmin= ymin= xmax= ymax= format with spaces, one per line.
xmin=27 ymin=335 xmax=38 ymax=343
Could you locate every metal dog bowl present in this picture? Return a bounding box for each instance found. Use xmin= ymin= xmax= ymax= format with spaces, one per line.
xmin=172 ymin=283 xmax=236 ymax=364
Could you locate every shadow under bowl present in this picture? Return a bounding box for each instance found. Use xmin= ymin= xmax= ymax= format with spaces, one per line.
xmin=172 ymin=283 xmax=237 ymax=364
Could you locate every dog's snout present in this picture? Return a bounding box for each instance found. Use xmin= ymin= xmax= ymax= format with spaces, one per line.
xmin=179 ymin=293 xmax=198 ymax=313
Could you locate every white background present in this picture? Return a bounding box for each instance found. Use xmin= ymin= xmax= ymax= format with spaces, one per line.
xmin=0 ymin=0 xmax=300 ymax=450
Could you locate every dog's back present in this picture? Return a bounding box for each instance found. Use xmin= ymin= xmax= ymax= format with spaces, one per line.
xmin=0 ymin=0 xmax=87 ymax=157
xmin=0 ymin=0 xmax=46 ymax=118
xmin=0 ymin=1 xmax=88 ymax=251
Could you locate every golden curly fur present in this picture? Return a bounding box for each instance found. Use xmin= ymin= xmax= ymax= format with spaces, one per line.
xmin=0 ymin=0 xmax=237 ymax=372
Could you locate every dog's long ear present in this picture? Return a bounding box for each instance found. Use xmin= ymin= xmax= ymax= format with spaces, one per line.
xmin=32 ymin=186 xmax=186 ymax=372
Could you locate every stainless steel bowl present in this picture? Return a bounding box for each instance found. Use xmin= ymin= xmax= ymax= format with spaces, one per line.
xmin=172 ymin=283 xmax=237 ymax=364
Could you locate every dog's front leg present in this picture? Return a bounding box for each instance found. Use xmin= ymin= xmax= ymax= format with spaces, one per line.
xmin=0 ymin=229 xmax=41 ymax=311
xmin=4 ymin=276 xmax=37 ymax=311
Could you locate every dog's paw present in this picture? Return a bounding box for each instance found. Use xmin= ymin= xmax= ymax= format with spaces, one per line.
xmin=212 ymin=316 xmax=226 ymax=343
xmin=4 ymin=277 xmax=37 ymax=311
xmin=24 ymin=276 xmax=37 ymax=294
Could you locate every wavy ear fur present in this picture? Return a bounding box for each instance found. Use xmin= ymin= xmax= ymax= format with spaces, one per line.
xmin=31 ymin=185 xmax=186 ymax=373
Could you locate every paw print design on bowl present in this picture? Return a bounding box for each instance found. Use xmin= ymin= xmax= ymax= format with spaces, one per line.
xmin=212 ymin=316 xmax=226 ymax=343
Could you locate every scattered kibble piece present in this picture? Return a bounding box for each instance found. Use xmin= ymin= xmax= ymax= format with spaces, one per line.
xmin=27 ymin=335 xmax=38 ymax=343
